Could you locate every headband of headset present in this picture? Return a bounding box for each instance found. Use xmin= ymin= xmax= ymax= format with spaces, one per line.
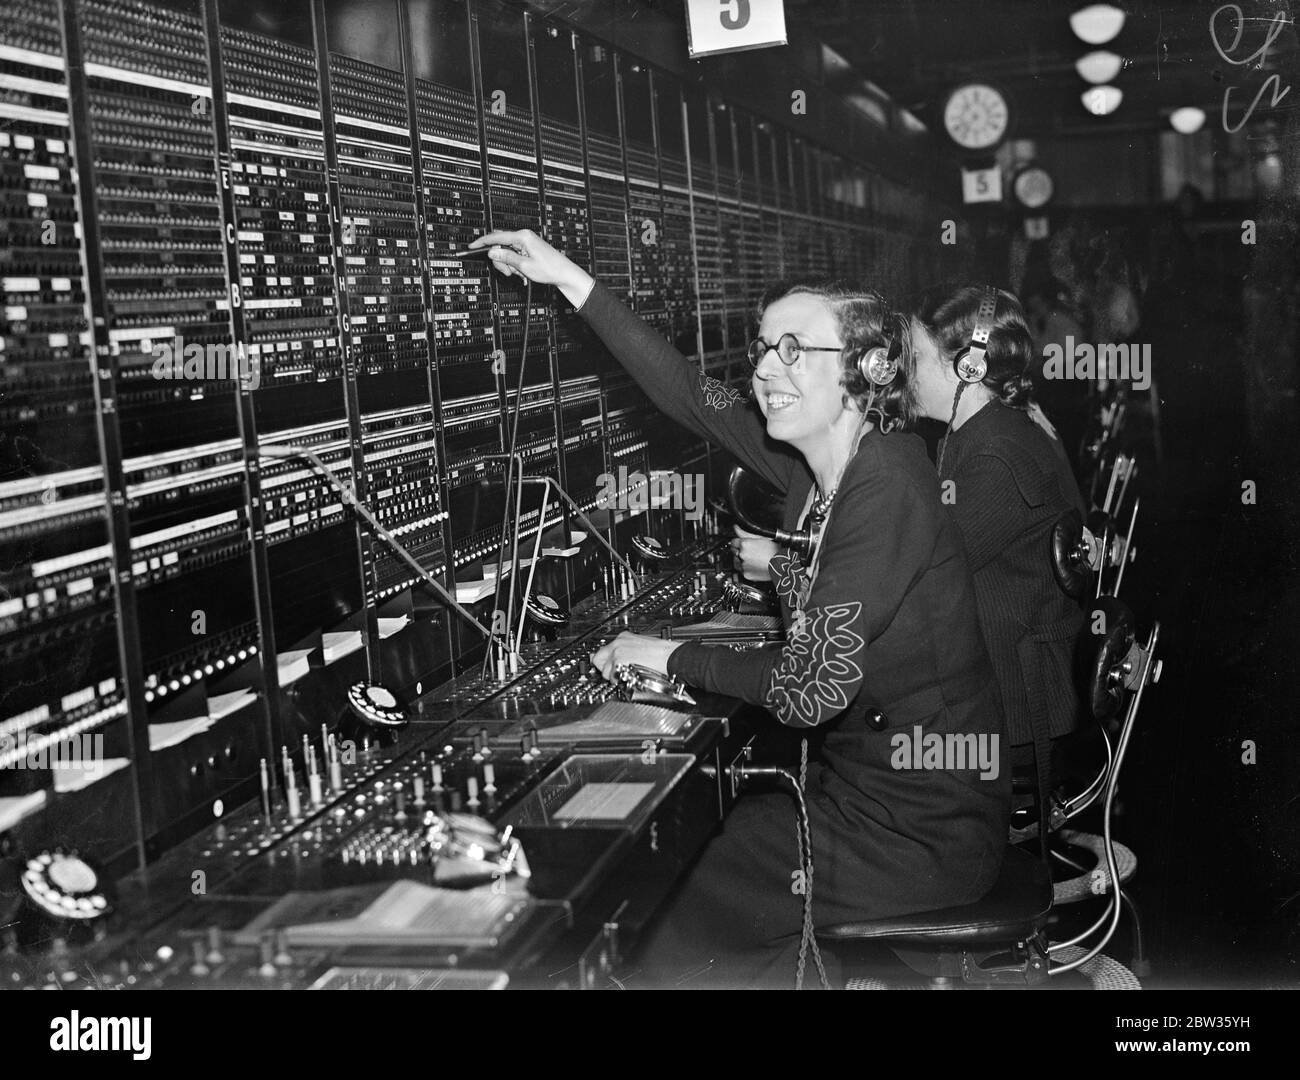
xmin=954 ymin=287 xmax=998 ymax=384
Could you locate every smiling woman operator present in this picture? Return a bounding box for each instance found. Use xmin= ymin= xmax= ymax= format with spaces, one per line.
xmin=470 ymin=229 xmax=1010 ymax=989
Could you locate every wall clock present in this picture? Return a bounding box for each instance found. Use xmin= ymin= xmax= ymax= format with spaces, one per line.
xmin=943 ymin=83 xmax=1010 ymax=150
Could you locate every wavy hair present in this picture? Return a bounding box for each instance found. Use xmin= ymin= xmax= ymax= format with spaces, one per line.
xmin=908 ymin=283 xmax=1036 ymax=407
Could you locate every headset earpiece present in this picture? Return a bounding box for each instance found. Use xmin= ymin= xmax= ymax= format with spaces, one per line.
xmin=859 ymin=344 xmax=898 ymax=387
xmin=954 ymin=287 xmax=998 ymax=384
xmin=954 ymin=348 xmax=987 ymax=384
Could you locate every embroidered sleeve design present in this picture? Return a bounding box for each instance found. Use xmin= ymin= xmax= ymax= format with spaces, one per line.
xmin=699 ymin=371 xmax=742 ymax=411
xmin=768 ymin=549 xmax=807 ymax=608
xmin=764 ymin=602 xmax=865 ymax=728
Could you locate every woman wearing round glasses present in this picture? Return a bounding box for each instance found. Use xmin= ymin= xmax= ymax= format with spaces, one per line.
xmin=470 ymin=230 xmax=1009 ymax=989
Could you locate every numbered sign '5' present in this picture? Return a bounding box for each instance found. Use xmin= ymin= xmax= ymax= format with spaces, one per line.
xmin=686 ymin=0 xmax=789 ymax=59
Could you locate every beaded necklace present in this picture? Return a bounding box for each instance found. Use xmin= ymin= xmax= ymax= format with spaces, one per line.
xmin=793 ymin=416 xmax=872 ymax=618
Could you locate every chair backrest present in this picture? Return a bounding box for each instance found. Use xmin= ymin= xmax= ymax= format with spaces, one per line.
xmin=1050 ymin=502 xmax=1139 ymax=603
xmin=1061 ymin=595 xmax=1160 ymax=822
xmin=1084 ymin=596 xmax=1137 ymax=723
xmin=1051 ymin=508 xmax=1094 ymax=600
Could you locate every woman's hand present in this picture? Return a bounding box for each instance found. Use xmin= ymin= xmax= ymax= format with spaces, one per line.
xmin=590 ymin=632 xmax=683 ymax=682
xmin=470 ymin=229 xmax=595 ymax=308
xmin=732 ymin=526 xmax=778 ymax=581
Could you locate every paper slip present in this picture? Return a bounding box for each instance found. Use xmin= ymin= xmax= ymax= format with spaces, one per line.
xmin=543 ymin=530 xmax=586 ymax=557
xmin=149 ymin=715 xmax=215 ymax=751
xmin=322 ymin=630 xmax=362 ymax=663
xmin=277 ymin=647 xmax=313 ymax=686
xmin=53 ymin=756 xmax=129 ymax=793
xmin=554 ymin=782 xmax=655 ymax=822
xmin=454 ymin=579 xmax=497 ymax=604
xmin=209 ymin=688 xmax=256 ymax=720
xmin=0 ymin=791 xmax=46 ymax=832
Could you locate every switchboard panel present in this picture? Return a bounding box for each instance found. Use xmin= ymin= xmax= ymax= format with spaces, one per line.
xmin=0 ymin=0 xmax=937 ymax=868
xmin=0 ymin=0 xmax=135 ymax=871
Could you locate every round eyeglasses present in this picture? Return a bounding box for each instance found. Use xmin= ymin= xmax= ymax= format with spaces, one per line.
xmin=746 ymin=333 xmax=843 ymax=369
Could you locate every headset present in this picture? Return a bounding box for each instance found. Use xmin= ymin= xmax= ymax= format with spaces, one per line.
xmin=936 ymin=286 xmax=999 ymax=477
xmin=953 ymin=286 xmax=999 ymax=384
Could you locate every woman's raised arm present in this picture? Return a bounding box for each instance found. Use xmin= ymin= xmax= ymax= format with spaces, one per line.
xmin=472 ymin=229 xmax=802 ymax=495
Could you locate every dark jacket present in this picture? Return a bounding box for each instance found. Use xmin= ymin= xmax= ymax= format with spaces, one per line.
xmin=578 ymin=280 xmax=1010 ymax=917
xmin=937 ymin=400 xmax=1087 ymax=748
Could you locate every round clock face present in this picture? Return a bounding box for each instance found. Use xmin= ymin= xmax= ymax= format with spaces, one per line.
xmin=943 ymin=83 xmax=1010 ymax=150
xmin=1014 ymin=166 xmax=1054 ymax=208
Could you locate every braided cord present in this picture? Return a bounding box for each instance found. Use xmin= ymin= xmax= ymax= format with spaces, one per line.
xmin=935 ymin=380 xmax=968 ymax=478
xmin=794 ymin=737 xmax=831 ymax=990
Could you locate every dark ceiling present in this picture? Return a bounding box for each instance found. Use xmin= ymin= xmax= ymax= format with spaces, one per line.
xmin=783 ymin=0 xmax=1300 ymax=138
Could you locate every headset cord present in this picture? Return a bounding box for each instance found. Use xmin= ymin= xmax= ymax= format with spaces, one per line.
xmin=794 ymin=737 xmax=830 ymax=990
xmin=935 ymin=380 xmax=967 ymax=478
xmin=730 ymin=751 xmax=828 ymax=988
